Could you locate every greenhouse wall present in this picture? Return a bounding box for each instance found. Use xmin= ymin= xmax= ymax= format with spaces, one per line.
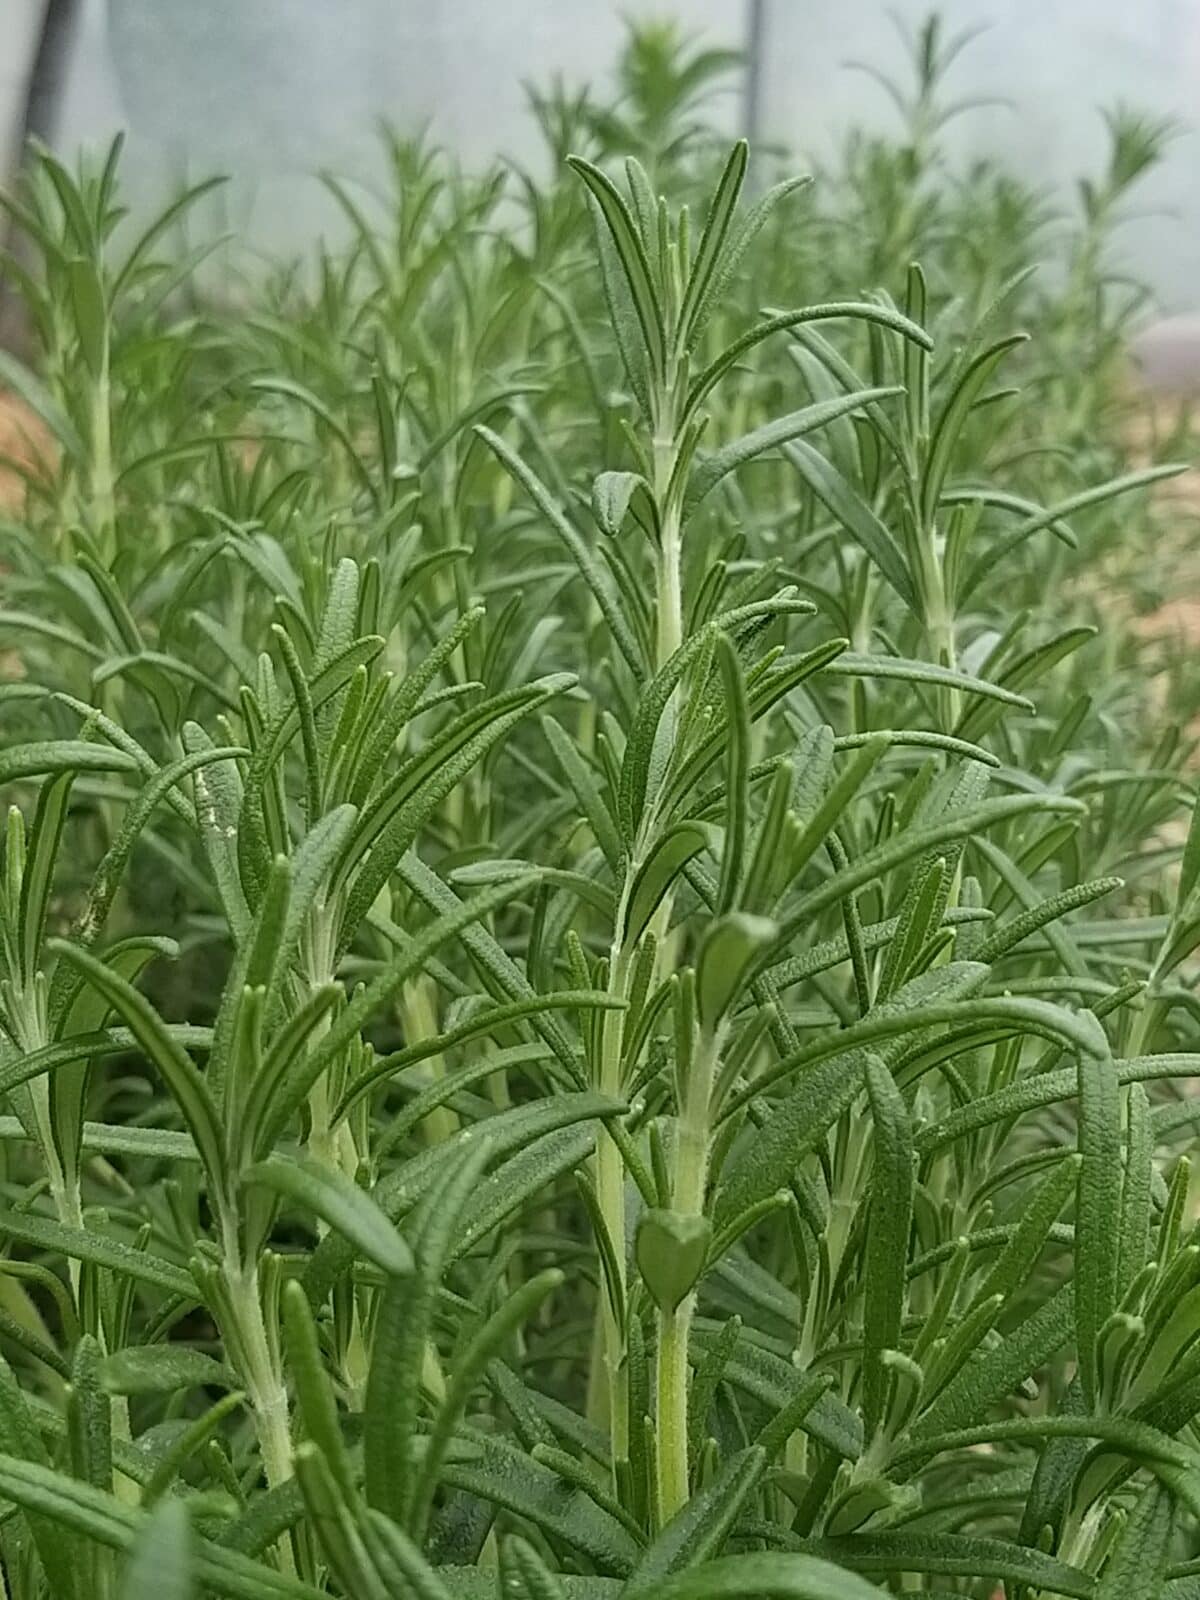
xmin=3 ymin=0 xmax=1199 ymax=311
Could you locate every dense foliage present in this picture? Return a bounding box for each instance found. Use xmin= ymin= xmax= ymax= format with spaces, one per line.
xmin=0 ymin=16 xmax=1198 ymax=1598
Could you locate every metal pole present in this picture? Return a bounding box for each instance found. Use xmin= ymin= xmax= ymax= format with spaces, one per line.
xmin=743 ymin=0 xmax=768 ymax=145
xmin=20 ymin=0 xmax=82 ymax=153
xmin=743 ymin=0 xmax=768 ymax=188
xmin=1 ymin=0 xmax=82 ymax=352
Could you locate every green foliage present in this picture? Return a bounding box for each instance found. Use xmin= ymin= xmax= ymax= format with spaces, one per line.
xmin=0 ymin=11 xmax=1197 ymax=1598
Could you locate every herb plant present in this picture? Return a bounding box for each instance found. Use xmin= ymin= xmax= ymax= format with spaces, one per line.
xmin=0 ymin=15 xmax=1198 ymax=1599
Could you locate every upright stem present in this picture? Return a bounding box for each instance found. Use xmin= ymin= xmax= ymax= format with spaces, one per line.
xmin=1128 ymin=965 xmax=1164 ymax=1059
xmin=656 ymin=1029 xmax=718 ymax=1522
xmin=656 ymin=1297 xmax=691 ymax=1521
xmin=223 ymin=1253 xmax=292 ymax=1493
xmin=90 ymin=367 xmax=115 ymax=563
xmin=401 ymin=972 xmax=458 ymax=1144
xmin=595 ymin=932 xmax=632 ymax=1481
xmin=920 ymin=521 xmax=959 ymax=734
xmin=651 ymin=362 xmax=683 ymax=674
xmin=301 ymin=931 xmax=359 ymax=1178
xmin=6 ymin=985 xmax=82 ymax=1280
xmin=656 ymin=509 xmax=683 ymax=670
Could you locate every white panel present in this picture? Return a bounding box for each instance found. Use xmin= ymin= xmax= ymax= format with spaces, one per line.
xmin=1 ymin=1 xmax=1196 ymax=311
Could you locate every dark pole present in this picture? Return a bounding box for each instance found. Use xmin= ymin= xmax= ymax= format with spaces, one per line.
xmin=19 ymin=0 xmax=82 ymax=150
xmin=2 ymin=0 xmax=82 ymax=351
xmin=743 ymin=0 xmax=768 ymax=191
xmin=743 ymin=0 xmax=767 ymax=145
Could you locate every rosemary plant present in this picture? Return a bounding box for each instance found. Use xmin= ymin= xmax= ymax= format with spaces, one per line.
xmin=0 ymin=15 xmax=1197 ymax=1600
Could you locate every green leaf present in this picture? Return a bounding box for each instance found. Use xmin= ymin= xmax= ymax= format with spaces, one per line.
xmin=828 ymin=651 xmax=1032 ymax=708
xmin=411 ymin=1268 xmax=563 ymax=1537
xmin=60 ymin=743 xmax=248 ymax=983
xmin=714 ymin=963 xmax=987 ymax=1224
xmin=244 ymin=1153 xmax=412 ymax=1277
xmin=684 ymin=174 xmax=812 ymax=349
xmin=861 ymin=1055 xmax=914 ymax=1438
xmin=476 ymin=425 xmax=642 ymax=675
xmin=713 ymin=631 xmax=749 ymax=915
xmin=120 ymin=1500 xmax=194 ymax=1600
xmin=335 ymin=991 xmax=617 ymax=1126
xmin=921 ymin=333 xmax=1025 ymax=526
xmin=254 ymin=873 xmax=541 ymax=1153
xmin=101 ymin=1345 xmax=237 ymax=1396
xmin=912 ymin=1284 xmax=1076 ymax=1440
xmin=678 ymin=140 xmax=749 ymax=344
xmin=971 ymin=1154 xmax=1080 ymax=1308
xmin=1179 ymin=795 xmax=1200 ymax=910
xmin=625 ymin=1447 xmax=766 ymax=1594
xmin=542 ymin=715 xmax=624 ymax=870
xmin=364 ymin=1134 xmax=491 ymax=1527
xmin=785 ymin=733 xmax=888 ymax=882
xmin=17 ymin=774 xmax=70 ymax=991
xmin=0 ymin=741 xmax=138 ymax=787
xmin=955 ymin=463 xmax=1187 ymax=593
xmin=807 ymin=1531 xmax=1090 ymax=1598
xmin=693 ymin=1321 xmax=863 ymax=1461
xmin=499 ymin=1535 xmax=571 ymax=1600
xmin=974 ymin=875 xmax=1123 ymax=966
xmin=1118 ymin=1083 xmax=1153 ymax=1297
xmin=0 ymin=1206 xmax=195 ymax=1299
xmin=592 ymin=469 xmax=654 ymax=541
xmin=48 ymin=939 xmax=227 ymax=1197
xmin=294 ymin=1444 xmax=393 ymax=1600
xmin=143 ymin=1393 xmax=246 ymax=1506
xmin=566 ymin=156 xmax=665 ymax=380
xmin=439 ymin=1431 xmax=637 ymax=1576
xmin=361 ymin=1506 xmax=457 ymax=1600
xmin=250 ymin=376 xmax=378 ymax=505
xmin=395 ymin=851 xmax=583 ymax=1088
xmin=875 ymin=854 xmax=949 ymax=999
xmin=1097 ymin=1478 xmax=1175 ymax=1600
xmin=686 ymin=388 xmax=899 ymax=517
xmin=686 ymin=301 xmax=929 ymax=416
xmin=67 ymin=256 xmax=108 ymax=378
xmin=785 ymin=440 xmax=916 ymax=608
xmin=623 ymin=1553 xmax=887 ymax=1600
xmin=624 ymin=823 xmax=711 ymax=947
xmin=769 ymin=793 xmax=1085 ymax=962
xmin=697 ymin=913 xmax=777 ymax=1030
xmin=0 ymin=1351 xmax=81 ymax=1599
xmin=1076 ymin=1014 xmax=1122 ymax=1406
xmin=0 ymin=1450 xmax=324 ymax=1599
xmin=636 ymin=1209 xmax=711 ymax=1313
xmin=68 ymin=1335 xmax=113 ymax=1501
xmin=182 ymin=723 xmax=252 ymax=942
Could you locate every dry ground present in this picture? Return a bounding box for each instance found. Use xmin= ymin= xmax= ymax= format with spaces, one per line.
xmin=0 ymin=389 xmax=50 ymax=512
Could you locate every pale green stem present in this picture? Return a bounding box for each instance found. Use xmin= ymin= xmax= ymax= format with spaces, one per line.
xmin=656 ymin=1029 xmax=719 ymax=1522
xmin=224 ymin=1258 xmax=292 ymax=1494
xmin=401 ymin=972 xmax=458 ymax=1144
xmin=90 ymin=368 xmax=116 ymax=563
xmin=8 ymin=988 xmax=82 ymax=1283
xmin=301 ymin=926 xmax=359 ymax=1178
xmin=655 ymin=509 xmax=684 ymax=671
xmin=1128 ymin=962 xmax=1165 ymax=1059
xmin=595 ymin=933 xmax=633 ymax=1479
xmin=656 ymin=1300 xmax=691 ymax=1523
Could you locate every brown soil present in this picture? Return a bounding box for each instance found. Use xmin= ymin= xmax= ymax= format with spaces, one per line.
xmin=1122 ymin=395 xmax=1200 ymax=647
xmin=0 ymin=390 xmax=53 ymax=512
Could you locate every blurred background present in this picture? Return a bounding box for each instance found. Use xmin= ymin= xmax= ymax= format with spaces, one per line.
xmin=2 ymin=0 xmax=1198 ymax=319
